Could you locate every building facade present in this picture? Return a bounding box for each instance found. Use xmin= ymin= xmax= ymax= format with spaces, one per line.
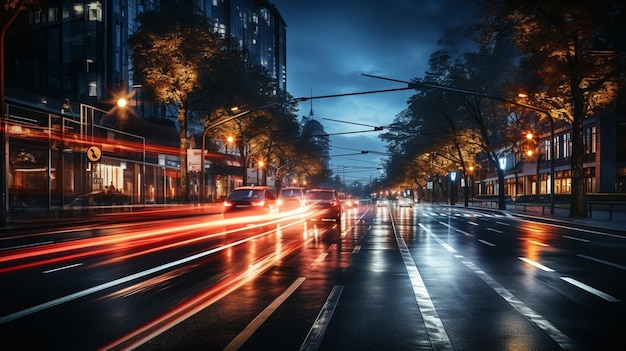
xmin=2 ymin=0 xmax=287 ymax=220
xmin=472 ymin=101 xmax=626 ymax=201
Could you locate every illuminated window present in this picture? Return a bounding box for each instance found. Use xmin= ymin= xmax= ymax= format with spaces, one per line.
xmin=88 ymin=82 xmax=97 ymax=97
xmin=563 ymin=133 xmax=571 ymax=158
xmin=87 ymin=2 xmax=102 ymax=22
xmin=543 ymin=139 xmax=551 ymax=160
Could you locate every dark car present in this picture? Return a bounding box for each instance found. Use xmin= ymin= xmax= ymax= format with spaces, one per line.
xmin=305 ymin=188 xmax=342 ymax=224
xmin=277 ymin=187 xmax=308 ymax=212
xmin=223 ymin=186 xmax=278 ymax=219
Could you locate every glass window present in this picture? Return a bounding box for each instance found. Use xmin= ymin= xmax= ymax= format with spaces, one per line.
xmin=563 ymin=133 xmax=571 ymax=158
xmin=554 ymin=135 xmax=560 ymax=159
xmin=584 ymin=126 xmax=596 ymax=154
xmin=543 ymin=139 xmax=551 ymax=160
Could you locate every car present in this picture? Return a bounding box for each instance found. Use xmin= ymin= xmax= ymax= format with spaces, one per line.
xmin=376 ymin=198 xmax=389 ymax=207
xmin=277 ymin=187 xmax=308 ymax=212
xmin=398 ymin=197 xmax=413 ymax=208
xmin=222 ymin=186 xmax=278 ymax=219
xmin=305 ymin=188 xmax=343 ymax=224
xmin=340 ymin=194 xmax=358 ymax=208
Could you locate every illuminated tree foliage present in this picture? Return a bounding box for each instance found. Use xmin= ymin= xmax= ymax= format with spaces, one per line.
xmin=473 ymin=0 xmax=626 ymax=216
xmin=129 ymin=0 xmax=221 ymax=202
xmin=383 ymin=47 xmax=519 ymax=208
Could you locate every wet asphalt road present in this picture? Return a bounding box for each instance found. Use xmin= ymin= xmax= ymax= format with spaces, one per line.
xmin=1 ymin=203 xmax=625 ymax=350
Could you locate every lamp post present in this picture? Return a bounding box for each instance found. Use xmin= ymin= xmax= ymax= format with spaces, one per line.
xmin=449 ymin=171 xmax=457 ymax=206
xmin=200 ymin=98 xmax=307 ymax=202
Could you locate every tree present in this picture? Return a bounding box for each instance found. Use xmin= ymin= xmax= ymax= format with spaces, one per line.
xmin=382 ymin=47 xmax=520 ymax=209
xmin=129 ymin=0 xmax=221 ymax=202
xmin=473 ymin=0 xmax=626 ymax=217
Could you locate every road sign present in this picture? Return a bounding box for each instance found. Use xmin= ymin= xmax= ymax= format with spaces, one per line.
xmin=87 ymin=146 xmax=102 ymax=162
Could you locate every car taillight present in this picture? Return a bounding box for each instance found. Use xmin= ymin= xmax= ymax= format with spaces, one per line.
xmin=330 ymin=200 xmax=339 ymax=208
xmin=251 ymin=200 xmax=265 ymax=207
xmin=223 ymin=200 xmax=233 ymax=207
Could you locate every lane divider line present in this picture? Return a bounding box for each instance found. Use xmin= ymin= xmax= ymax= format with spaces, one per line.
xmin=478 ymin=239 xmax=496 ymax=247
xmin=299 ymin=285 xmax=344 ymax=351
xmin=518 ymin=257 xmax=554 ymax=272
xmin=419 ymin=223 xmax=578 ymax=350
xmin=576 ymin=254 xmax=626 ymax=270
xmin=393 ymin=217 xmax=453 ymax=349
xmin=561 ymin=277 xmax=620 ymax=302
xmin=224 ymin=277 xmax=306 ymax=351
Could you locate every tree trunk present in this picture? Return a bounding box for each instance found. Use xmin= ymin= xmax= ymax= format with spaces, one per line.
xmin=569 ymin=91 xmax=587 ymax=217
xmin=497 ymin=168 xmax=506 ymax=210
xmin=179 ymin=109 xmax=188 ymax=203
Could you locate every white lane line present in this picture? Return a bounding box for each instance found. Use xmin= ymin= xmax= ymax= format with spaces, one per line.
xmin=468 ymin=221 xmax=479 ymax=226
xmin=496 ymin=221 xmax=510 ymax=226
xmin=478 ymin=239 xmax=496 ymax=247
xmin=300 ymin=285 xmax=344 ymax=351
xmin=0 ymin=230 xmax=273 ymax=324
xmin=487 ymin=228 xmax=503 ymax=234
xmin=527 ymin=240 xmax=549 ymax=247
xmin=397 ymin=223 xmax=452 ymax=349
xmin=311 ymin=253 xmax=328 ymax=267
xmin=1 ymin=241 xmax=54 ymax=251
xmin=518 ymin=257 xmax=554 ymax=272
xmin=224 ymin=277 xmax=306 ymax=351
xmin=560 ymin=277 xmax=620 ymax=302
xmin=456 ymin=229 xmax=471 ymax=237
xmin=463 ymin=260 xmax=578 ymax=350
xmin=418 ymin=224 xmax=577 ymax=350
xmin=516 ymin=218 xmax=626 ymax=239
xmin=577 ymin=254 xmax=626 ymax=270
xmin=563 ymin=235 xmax=590 ymax=243
xmin=352 ymin=245 xmax=361 ymax=254
xmin=43 ymin=263 xmax=83 ymax=274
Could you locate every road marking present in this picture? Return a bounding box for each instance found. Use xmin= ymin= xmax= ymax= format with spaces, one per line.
xmin=463 ymin=260 xmax=578 ymax=350
xmin=487 ymin=227 xmax=503 ymax=234
xmin=43 ymin=263 xmax=83 ymax=273
xmin=516 ymin=218 xmax=626 ymax=239
xmin=496 ymin=221 xmax=510 ymax=226
xmin=527 ymin=239 xmax=549 ymax=247
xmin=518 ymin=257 xmax=554 ymax=272
xmin=438 ymin=221 xmax=452 ymax=228
xmin=563 ymin=235 xmax=590 ymax=243
xmin=418 ymin=225 xmax=578 ymax=350
xmin=1 ymin=241 xmax=54 ymax=251
xmin=576 ymin=254 xmax=626 ymax=270
xmin=352 ymin=245 xmax=361 ymax=254
xmin=478 ymin=239 xmax=496 ymax=247
xmin=300 ymin=285 xmax=343 ymax=351
xmin=560 ymin=277 xmax=620 ymax=302
xmin=311 ymin=253 xmax=328 ymax=267
xmin=456 ymin=229 xmax=471 ymax=236
xmin=394 ymin=222 xmax=453 ymax=349
xmin=0 ymin=230 xmax=278 ymax=324
xmin=224 ymin=277 xmax=306 ymax=351
xmin=468 ymin=221 xmax=479 ymax=226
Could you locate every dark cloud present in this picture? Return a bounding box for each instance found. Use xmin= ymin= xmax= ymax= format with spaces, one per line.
xmin=271 ymin=0 xmax=479 ymax=183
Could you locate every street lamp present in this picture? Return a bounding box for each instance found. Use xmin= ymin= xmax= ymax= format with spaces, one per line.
xmin=258 ymin=161 xmax=264 ymax=185
xmin=199 ymin=98 xmax=307 ymax=202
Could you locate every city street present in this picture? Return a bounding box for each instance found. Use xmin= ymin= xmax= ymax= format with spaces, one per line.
xmin=1 ymin=203 xmax=625 ymax=350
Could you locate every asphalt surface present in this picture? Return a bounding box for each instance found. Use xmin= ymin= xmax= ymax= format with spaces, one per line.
xmin=1 ymin=202 xmax=625 ymax=237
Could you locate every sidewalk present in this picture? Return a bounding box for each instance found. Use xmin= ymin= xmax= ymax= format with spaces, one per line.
xmin=467 ymin=202 xmax=626 ymax=236
xmin=0 ymin=203 xmax=224 ymax=236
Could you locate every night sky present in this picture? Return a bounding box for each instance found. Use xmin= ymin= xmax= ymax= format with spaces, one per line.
xmin=271 ymin=0 xmax=479 ymax=184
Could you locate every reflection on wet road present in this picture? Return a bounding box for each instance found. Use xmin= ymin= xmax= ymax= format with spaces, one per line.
xmin=1 ymin=203 xmax=625 ymax=350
